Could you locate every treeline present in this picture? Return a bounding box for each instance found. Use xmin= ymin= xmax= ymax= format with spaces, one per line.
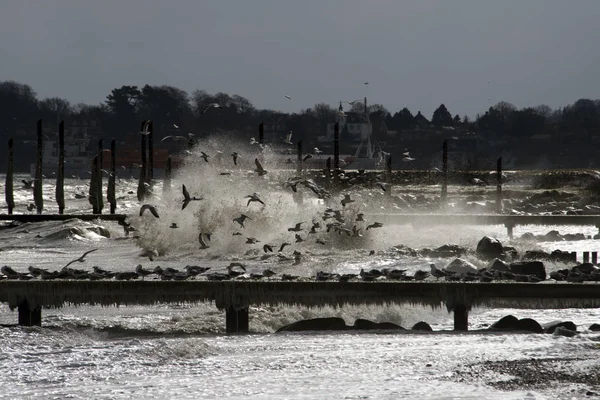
xmin=1 ymin=80 xmax=600 ymax=144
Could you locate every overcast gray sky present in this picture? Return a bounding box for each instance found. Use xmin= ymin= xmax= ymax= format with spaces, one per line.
xmin=1 ymin=0 xmax=599 ymax=117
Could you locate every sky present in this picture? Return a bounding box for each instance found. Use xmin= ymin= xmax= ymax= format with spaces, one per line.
xmin=1 ymin=0 xmax=599 ymax=118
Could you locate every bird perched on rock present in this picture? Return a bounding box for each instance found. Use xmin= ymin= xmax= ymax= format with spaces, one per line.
xmin=135 ymin=264 xmax=153 ymax=280
xmin=429 ymin=263 xmax=449 ymax=280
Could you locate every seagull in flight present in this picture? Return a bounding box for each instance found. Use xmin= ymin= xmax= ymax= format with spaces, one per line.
xmin=200 ymin=103 xmax=221 ymax=114
xmin=231 ymin=152 xmax=239 ymax=165
xmin=285 ymin=95 xmax=291 ymax=100
xmin=138 ymin=120 xmax=151 ymax=135
xmin=140 ymin=204 xmax=159 ymax=218
xmin=233 ymin=213 xmax=252 ymax=228
xmin=198 ymin=233 xmax=210 ymax=249
xmin=200 ymin=152 xmax=209 ymax=162
xmin=173 ymin=124 xmax=179 ymax=129
xmin=245 ymin=192 xmax=265 ymax=206
xmin=64 ymin=249 xmax=98 ymax=269
xmin=182 ymin=184 xmax=203 ymax=210
xmin=254 ymin=158 xmax=267 ymax=176
xmin=161 ymin=135 xmax=188 ymax=142
xmin=283 ymin=131 xmax=293 ymax=145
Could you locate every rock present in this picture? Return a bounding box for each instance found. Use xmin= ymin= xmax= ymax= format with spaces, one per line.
xmin=516 ymin=318 xmax=544 ymax=333
xmin=476 ymin=236 xmax=504 ymax=260
xmin=502 ymin=246 xmax=518 ymax=260
xmin=412 ymin=321 xmax=433 ymax=331
xmin=519 ymin=232 xmax=536 ymax=241
xmin=542 ymin=230 xmax=563 ymax=242
xmin=589 ymin=323 xmax=600 ymax=331
xmin=563 ymin=233 xmax=586 ymax=241
xmin=542 ymin=320 xmax=577 ymax=334
xmin=276 ymin=317 xmax=348 ymax=332
xmin=523 ymin=250 xmax=551 ymax=261
xmin=490 ymin=315 xmax=519 ymax=330
xmin=445 ymin=258 xmax=478 ymax=274
xmin=509 ymin=261 xmax=546 ymax=280
xmin=86 ymin=226 xmax=111 ymax=238
xmin=352 ymin=319 xmax=405 ymax=331
xmin=486 ymin=258 xmax=510 ymax=272
xmin=572 ymin=263 xmax=598 ymax=274
xmin=425 ymin=244 xmax=467 ymax=258
xmin=551 ymin=250 xmax=576 ymax=263
xmin=553 ymin=326 xmax=578 ymax=337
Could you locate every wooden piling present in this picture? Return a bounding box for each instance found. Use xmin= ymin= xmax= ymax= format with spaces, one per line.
xmin=453 ymin=304 xmax=468 ymax=331
xmin=259 ymin=122 xmax=264 ymax=144
xmin=34 ymin=119 xmax=44 ymax=214
xmin=18 ymin=300 xmax=41 ymax=327
xmin=5 ymin=138 xmax=15 ymax=214
xmin=296 ymin=140 xmax=303 ymax=176
xmin=333 ymin=122 xmax=340 ymax=171
xmin=226 ymin=306 xmax=249 ymax=333
xmin=147 ymin=121 xmax=154 ymax=183
xmin=97 ymin=139 xmax=104 ymax=213
xmin=584 ymin=251 xmax=590 ymax=263
xmin=441 ymin=140 xmax=448 ymax=208
xmin=108 ymin=139 xmax=117 ymax=214
xmin=386 ymin=154 xmax=392 ymax=197
xmin=56 ymin=121 xmax=65 ymax=214
xmin=137 ymin=123 xmax=148 ymax=202
xmin=163 ymin=156 xmax=172 ymax=196
xmin=89 ymin=156 xmax=100 ymax=214
xmin=496 ymin=156 xmax=502 ymax=214
xmin=592 ymin=252 xmax=598 ymax=265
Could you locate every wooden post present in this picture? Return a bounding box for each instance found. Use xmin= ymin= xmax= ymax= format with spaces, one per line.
xmin=108 ymin=139 xmax=117 ymax=214
xmin=259 ymin=122 xmax=264 ymax=144
xmin=18 ymin=300 xmax=41 ymax=327
xmin=583 ymin=251 xmax=590 ymax=263
xmin=34 ymin=119 xmax=44 ymax=214
xmin=592 ymin=251 xmax=598 ymax=265
xmin=137 ymin=123 xmax=148 ymax=202
xmin=147 ymin=121 xmax=154 ymax=183
xmin=505 ymin=223 xmax=515 ymax=240
xmin=89 ymin=156 xmax=100 ymax=213
xmin=56 ymin=121 xmax=65 ymax=214
xmin=333 ymin=122 xmax=340 ymax=171
xmin=496 ymin=156 xmax=502 ymax=214
xmin=571 ymin=251 xmax=577 ymax=262
xmin=5 ymin=138 xmax=15 ymax=214
xmin=386 ymin=154 xmax=392 ymax=197
xmin=453 ymin=304 xmax=468 ymax=331
xmin=163 ymin=156 xmax=172 ymax=195
xmin=97 ymin=139 xmax=104 ymax=214
xmin=226 ymin=306 xmax=249 ymax=333
xmin=324 ymin=157 xmax=332 ymax=189
xmin=441 ymin=140 xmax=448 ymax=208
xmin=296 ymin=140 xmax=303 ymax=175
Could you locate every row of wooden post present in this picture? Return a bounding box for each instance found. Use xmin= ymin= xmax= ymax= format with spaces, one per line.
xmin=4 ymin=119 xmax=175 ymax=215
xmin=4 ymin=120 xmax=505 ymax=215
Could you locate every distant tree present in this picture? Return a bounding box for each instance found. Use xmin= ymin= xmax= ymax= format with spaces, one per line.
xmin=453 ymin=114 xmax=461 ymax=125
xmin=534 ymin=104 xmax=552 ymax=118
xmin=105 ymin=85 xmax=140 ymax=136
xmin=509 ymin=107 xmax=546 ymax=139
xmin=0 ymin=81 xmax=39 ymax=130
xmin=390 ymin=107 xmax=414 ymax=130
xmin=137 ymin=85 xmax=192 ymax=134
xmin=38 ymin=97 xmax=72 ymax=124
xmin=462 ymin=115 xmax=471 ymax=124
xmin=431 ymin=104 xmax=453 ymax=127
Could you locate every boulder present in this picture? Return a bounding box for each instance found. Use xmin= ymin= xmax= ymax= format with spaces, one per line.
xmin=411 ymin=321 xmax=433 ymax=331
xmin=515 ymin=318 xmax=544 ymax=333
xmin=424 ymin=244 xmax=467 ymax=258
xmin=486 ymin=258 xmax=510 ymax=272
xmin=551 ymin=250 xmax=576 ymax=263
xmin=563 ymin=233 xmax=586 ymax=241
xmin=553 ymin=326 xmax=578 ymax=337
xmin=502 ymin=246 xmax=518 ymax=260
xmin=445 ymin=258 xmax=478 ymax=274
xmin=276 ymin=317 xmax=348 ymax=332
xmin=572 ymin=263 xmax=598 ymax=274
xmin=86 ymin=226 xmax=111 ymax=238
xmin=519 ymin=232 xmax=536 ymax=241
xmin=509 ymin=261 xmax=546 ymax=280
xmin=523 ymin=250 xmax=551 ymax=261
xmin=476 ymin=236 xmax=504 ymax=260
xmin=542 ymin=230 xmax=563 ymax=242
xmin=589 ymin=323 xmax=600 ymax=332
xmin=490 ymin=315 xmax=519 ymax=330
xmin=542 ymin=320 xmax=577 ymax=334
xmin=352 ymin=319 xmax=405 ymax=331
